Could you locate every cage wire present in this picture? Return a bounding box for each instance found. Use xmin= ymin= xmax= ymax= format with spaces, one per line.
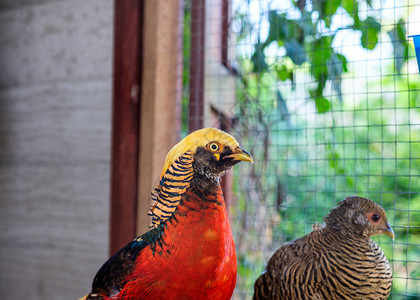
xmin=182 ymin=0 xmax=420 ymax=299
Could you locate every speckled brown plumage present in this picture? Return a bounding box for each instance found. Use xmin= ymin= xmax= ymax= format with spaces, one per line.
xmin=254 ymin=196 xmax=394 ymax=300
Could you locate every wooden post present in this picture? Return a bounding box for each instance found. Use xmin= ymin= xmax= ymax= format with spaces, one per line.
xmin=137 ymin=0 xmax=183 ymax=235
xmin=221 ymin=0 xmax=230 ymax=68
xmin=111 ymin=0 xmax=144 ymax=255
xmin=111 ymin=0 xmax=182 ymax=252
xmin=189 ymin=0 xmax=206 ymax=132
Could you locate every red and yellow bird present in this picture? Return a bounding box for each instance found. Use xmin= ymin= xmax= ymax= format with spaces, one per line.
xmin=81 ymin=128 xmax=253 ymax=300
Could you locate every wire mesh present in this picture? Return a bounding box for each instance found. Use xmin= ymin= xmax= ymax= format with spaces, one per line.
xmin=182 ymin=0 xmax=420 ymax=299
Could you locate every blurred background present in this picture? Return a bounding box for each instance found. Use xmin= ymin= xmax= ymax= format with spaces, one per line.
xmin=0 ymin=0 xmax=419 ymax=299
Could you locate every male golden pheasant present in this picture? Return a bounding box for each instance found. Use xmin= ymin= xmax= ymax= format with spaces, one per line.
xmin=254 ymin=196 xmax=394 ymax=300
xmin=82 ymin=128 xmax=253 ymax=300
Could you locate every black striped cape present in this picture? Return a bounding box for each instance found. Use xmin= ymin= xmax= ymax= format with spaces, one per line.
xmin=148 ymin=151 xmax=194 ymax=227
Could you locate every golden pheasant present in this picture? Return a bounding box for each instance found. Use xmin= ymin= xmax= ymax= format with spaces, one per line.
xmin=254 ymin=196 xmax=394 ymax=300
xmin=82 ymin=128 xmax=253 ymax=300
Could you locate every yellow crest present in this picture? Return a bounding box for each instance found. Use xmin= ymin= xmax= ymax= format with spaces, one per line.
xmin=148 ymin=128 xmax=242 ymax=227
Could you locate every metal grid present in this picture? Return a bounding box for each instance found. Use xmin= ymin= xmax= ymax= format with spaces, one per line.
xmin=228 ymin=0 xmax=420 ymax=299
xmin=182 ymin=0 xmax=420 ymax=299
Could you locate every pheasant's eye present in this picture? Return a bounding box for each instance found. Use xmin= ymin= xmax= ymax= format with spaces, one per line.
xmin=371 ymin=214 xmax=380 ymax=222
xmin=208 ymin=142 xmax=220 ymax=152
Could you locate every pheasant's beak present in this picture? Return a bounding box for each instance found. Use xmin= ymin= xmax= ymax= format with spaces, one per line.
xmin=383 ymin=221 xmax=395 ymax=241
xmin=226 ymin=147 xmax=253 ymax=164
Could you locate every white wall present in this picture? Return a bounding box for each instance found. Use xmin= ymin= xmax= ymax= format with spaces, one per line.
xmin=0 ymin=1 xmax=113 ymax=299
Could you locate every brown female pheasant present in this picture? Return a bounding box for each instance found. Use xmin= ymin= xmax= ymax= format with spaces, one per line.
xmin=254 ymin=196 xmax=394 ymax=300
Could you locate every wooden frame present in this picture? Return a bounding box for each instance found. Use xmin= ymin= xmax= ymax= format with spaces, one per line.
xmin=111 ymin=0 xmax=144 ymax=255
xmin=137 ymin=0 xmax=183 ymax=234
xmin=111 ymin=0 xmax=182 ymax=254
xmin=188 ymin=0 xmax=206 ymax=132
xmin=221 ymin=0 xmax=230 ymax=68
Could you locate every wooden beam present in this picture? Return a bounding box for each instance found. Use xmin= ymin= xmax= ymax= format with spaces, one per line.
xmin=221 ymin=0 xmax=230 ymax=68
xmin=189 ymin=0 xmax=206 ymax=132
xmin=111 ymin=0 xmax=144 ymax=255
xmin=137 ymin=0 xmax=183 ymax=235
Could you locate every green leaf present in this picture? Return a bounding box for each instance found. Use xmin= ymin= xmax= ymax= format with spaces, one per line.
xmin=315 ymin=97 xmax=331 ymax=113
xmin=336 ymin=53 xmax=348 ymax=72
xmin=327 ymin=52 xmax=348 ymax=101
xmin=327 ymin=149 xmax=341 ymax=173
xmin=251 ymin=43 xmax=268 ymax=72
xmin=276 ymin=90 xmax=290 ymax=124
xmin=311 ymin=36 xmax=332 ymax=79
xmin=361 ymin=28 xmax=378 ymax=50
xmin=342 ymin=0 xmax=358 ymax=18
xmin=326 ymin=149 xmax=345 ymax=174
xmin=285 ymin=40 xmax=307 ymax=65
xmin=360 ymin=17 xmax=381 ymax=50
xmin=309 ymin=37 xmax=332 ymax=103
xmin=266 ymin=10 xmax=305 ymax=47
xmin=324 ymin=0 xmax=340 ymax=16
xmin=265 ymin=11 xmax=288 ymax=46
xmin=275 ymin=65 xmax=293 ymax=81
xmin=312 ymin=0 xmax=340 ymax=27
xmin=299 ymin=11 xmax=315 ymax=36
xmin=387 ymin=18 xmax=409 ymax=74
xmin=323 ymin=0 xmax=341 ymax=27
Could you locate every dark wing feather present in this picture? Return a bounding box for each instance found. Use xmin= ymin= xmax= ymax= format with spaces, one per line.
xmin=87 ymin=227 xmax=163 ymax=299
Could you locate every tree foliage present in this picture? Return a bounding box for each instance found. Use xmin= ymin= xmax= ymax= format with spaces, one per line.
xmin=245 ymin=0 xmax=409 ymax=113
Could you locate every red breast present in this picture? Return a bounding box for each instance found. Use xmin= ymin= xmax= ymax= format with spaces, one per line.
xmin=116 ymin=187 xmax=237 ymax=300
